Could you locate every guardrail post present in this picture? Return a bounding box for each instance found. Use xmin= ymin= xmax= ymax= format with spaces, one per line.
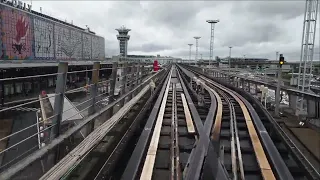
xmin=106 ymin=60 xmax=118 ymax=119
xmin=86 ymin=62 xmax=100 ymax=136
xmin=120 ymin=62 xmax=128 ymax=107
xmin=49 ymin=62 xmax=68 ymax=164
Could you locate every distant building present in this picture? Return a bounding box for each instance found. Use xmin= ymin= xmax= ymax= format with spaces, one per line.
xmin=219 ymin=57 xmax=268 ymax=62
xmin=0 ymin=2 xmax=105 ymax=61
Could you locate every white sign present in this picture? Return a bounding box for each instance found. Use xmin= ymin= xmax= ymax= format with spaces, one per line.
xmin=1 ymin=0 xmax=32 ymax=12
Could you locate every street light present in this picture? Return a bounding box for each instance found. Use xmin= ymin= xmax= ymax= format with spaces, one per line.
xmin=188 ymin=44 xmax=193 ymax=62
xmin=228 ymin=46 xmax=232 ymax=81
xmin=206 ymin=20 xmax=219 ymax=67
xmin=194 ymin=37 xmax=201 ymax=61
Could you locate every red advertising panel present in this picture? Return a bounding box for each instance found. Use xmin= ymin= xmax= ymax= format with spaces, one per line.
xmin=153 ymin=60 xmax=159 ymax=71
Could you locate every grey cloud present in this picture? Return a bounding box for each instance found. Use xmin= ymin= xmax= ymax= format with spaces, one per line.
xmin=130 ymin=43 xmax=171 ymax=53
xmin=31 ymin=1 xmax=318 ymax=61
xmin=144 ymin=2 xmax=204 ymax=30
xmin=231 ymin=1 xmax=305 ymax=20
xmin=220 ymin=21 xmax=283 ymax=47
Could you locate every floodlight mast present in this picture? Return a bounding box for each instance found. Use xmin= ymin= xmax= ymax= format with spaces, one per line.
xmin=188 ymin=44 xmax=193 ymax=61
xmin=206 ymin=19 xmax=219 ymax=66
xmin=296 ymin=0 xmax=319 ymax=115
xmin=194 ymin=37 xmax=201 ymax=62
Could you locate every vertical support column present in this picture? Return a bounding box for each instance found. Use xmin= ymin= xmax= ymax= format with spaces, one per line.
xmin=307 ymin=99 xmax=316 ymax=118
xmin=106 ymin=61 xmax=118 ymax=120
xmin=241 ymin=78 xmax=244 ymax=89
xmin=131 ymin=63 xmax=136 ymax=89
xmin=49 ymin=62 xmax=68 ymax=164
xmin=120 ymin=62 xmax=128 ymax=107
xmin=275 ymin=65 xmax=282 ymax=117
xmin=135 ymin=61 xmax=141 ymax=95
xmin=128 ymin=62 xmax=134 ymax=100
xmin=136 ymin=61 xmax=141 ymax=87
xmin=50 ymin=62 xmax=68 ymax=139
xmin=139 ymin=63 xmax=145 ymax=92
xmin=87 ymin=62 xmax=100 ymax=135
xmin=255 ymin=83 xmax=258 ymax=95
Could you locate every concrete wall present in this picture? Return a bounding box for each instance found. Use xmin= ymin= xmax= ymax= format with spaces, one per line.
xmin=0 ymin=4 xmax=105 ymax=60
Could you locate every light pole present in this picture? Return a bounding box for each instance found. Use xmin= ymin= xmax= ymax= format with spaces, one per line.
xmin=188 ymin=44 xmax=193 ymax=61
xmin=228 ymin=46 xmax=232 ymax=82
xmin=275 ymin=54 xmax=284 ymax=117
xmin=206 ymin=20 xmax=219 ymax=67
xmin=200 ymin=54 xmax=203 ymax=60
xmin=276 ymin=51 xmax=279 ymax=78
xmin=194 ymin=37 xmax=201 ymax=61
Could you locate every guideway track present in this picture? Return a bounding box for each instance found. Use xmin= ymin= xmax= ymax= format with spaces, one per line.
xmin=206 ymin=77 xmax=275 ymax=179
xmin=178 ymin=65 xmax=295 ymax=180
xmin=139 ymin=66 xmax=196 ymax=180
xmin=124 ymin=65 xmax=229 ymax=180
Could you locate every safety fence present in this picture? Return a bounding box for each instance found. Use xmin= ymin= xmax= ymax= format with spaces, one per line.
xmin=0 ymin=58 xmax=156 ymax=179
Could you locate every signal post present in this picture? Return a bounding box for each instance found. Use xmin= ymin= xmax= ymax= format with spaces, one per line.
xmin=275 ymin=54 xmax=285 ymax=117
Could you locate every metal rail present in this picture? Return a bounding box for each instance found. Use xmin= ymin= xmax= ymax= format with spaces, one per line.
xmin=139 ymin=67 xmax=195 ymax=180
xmin=204 ymin=76 xmax=276 ymax=179
xmin=176 ymin=66 xmax=229 ymax=180
xmin=120 ymin=67 xmax=173 ymax=180
xmin=92 ymin=68 xmax=170 ymax=180
xmin=181 ymin=64 xmax=297 ymax=180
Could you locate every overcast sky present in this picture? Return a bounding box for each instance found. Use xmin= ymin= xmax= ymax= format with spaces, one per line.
xmin=31 ymin=1 xmax=320 ymax=61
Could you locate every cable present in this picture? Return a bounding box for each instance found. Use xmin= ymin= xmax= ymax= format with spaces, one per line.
xmin=0 ymin=93 xmax=60 ymax=113
xmin=0 ymin=123 xmax=57 ymax=155
xmin=0 ymin=72 xmax=62 ymax=82
xmin=0 ymin=137 xmax=51 ymax=171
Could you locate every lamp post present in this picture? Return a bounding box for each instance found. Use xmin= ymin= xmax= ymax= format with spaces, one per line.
xmin=194 ymin=37 xmax=201 ymax=61
xmin=228 ymin=46 xmax=232 ymax=82
xmin=206 ymin=20 xmax=219 ymax=67
xmin=188 ymin=44 xmax=193 ymax=61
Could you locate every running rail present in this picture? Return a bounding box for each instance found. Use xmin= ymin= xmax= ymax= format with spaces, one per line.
xmin=121 ymin=68 xmax=173 ymax=180
xmin=181 ymin=65 xmax=295 ymax=180
xmin=198 ymin=65 xmax=320 ymax=179
xmin=92 ymin=68 xmax=170 ymax=179
xmin=176 ymin=68 xmax=229 ymax=180
xmin=202 ymin=76 xmax=276 ymax=179
xmin=138 ymin=68 xmax=173 ymax=179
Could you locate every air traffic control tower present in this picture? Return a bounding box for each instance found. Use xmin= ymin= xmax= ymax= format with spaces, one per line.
xmin=116 ymin=26 xmax=131 ymax=57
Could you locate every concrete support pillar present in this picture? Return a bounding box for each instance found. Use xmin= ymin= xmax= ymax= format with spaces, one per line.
xmin=87 ymin=62 xmax=100 ymax=135
xmin=120 ymin=62 xmax=128 ymax=107
xmin=48 ymin=62 xmax=68 ymax=164
xmin=307 ymin=99 xmax=316 ymax=118
xmin=106 ymin=60 xmax=118 ymax=120
xmin=289 ymin=94 xmax=297 ymax=110
xmin=51 ymin=62 xmax=68 ymax=139
xmin=241 ymin=78 xmax=244 ymax=89
xmin=255 ymin=83 xmax=258 ymax=95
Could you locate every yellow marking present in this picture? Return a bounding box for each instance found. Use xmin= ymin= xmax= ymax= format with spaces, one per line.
xmin=139 ymin=69 xmax=173 ymax=180
xmin=181 ymin=93 xmax=196 ymax=134
xmin=200 ymin=76 xmax=276 ymax=180
xmin=209 ymin=88 xmax=223 ymax=141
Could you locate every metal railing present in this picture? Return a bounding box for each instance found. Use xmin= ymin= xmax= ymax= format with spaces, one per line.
xmin=0 ymin=57 xmax=155 ymax=179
